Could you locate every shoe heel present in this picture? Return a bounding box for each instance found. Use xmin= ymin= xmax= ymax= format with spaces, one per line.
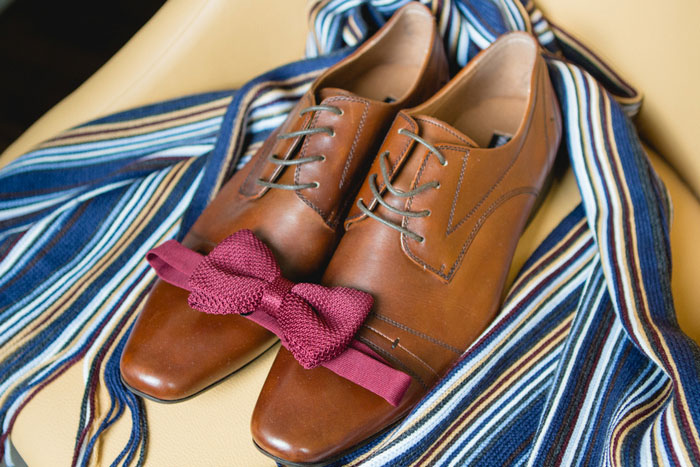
xmin=525 ymin=139 xmax=566 ymax=228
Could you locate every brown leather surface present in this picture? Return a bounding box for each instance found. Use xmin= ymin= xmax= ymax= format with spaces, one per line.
xmin=120 ymin=2 xmax=449 ymax=402
xmin=251 ymin=32 xmax=563 ymax=464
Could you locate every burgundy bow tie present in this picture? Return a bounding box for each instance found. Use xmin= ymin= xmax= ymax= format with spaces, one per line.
xmin=146 ymin=230 xmax=411 ymax=405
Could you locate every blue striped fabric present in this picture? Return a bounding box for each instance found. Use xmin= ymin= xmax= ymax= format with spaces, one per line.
xmin=1 ymin=1 xmax=698 ymax=465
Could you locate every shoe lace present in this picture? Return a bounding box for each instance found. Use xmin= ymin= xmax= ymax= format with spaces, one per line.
xmin=256 ymin=105 xmax=342 ymax=191
xmin=356 ymin=128 xmax=447 ymax=243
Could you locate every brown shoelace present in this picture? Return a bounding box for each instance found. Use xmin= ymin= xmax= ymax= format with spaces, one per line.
xmin=256 ymin=105 xmax=342 ymax=191
xmin=357 ymin=129 xmax=447 ymax=242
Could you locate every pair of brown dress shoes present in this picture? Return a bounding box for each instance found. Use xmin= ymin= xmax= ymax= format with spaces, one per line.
xmin=120 ymin=3 xmax=562 ymax=465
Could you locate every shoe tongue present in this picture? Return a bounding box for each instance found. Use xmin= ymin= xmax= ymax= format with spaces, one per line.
xmin=411 ymin=114 xmax=479 ymax=148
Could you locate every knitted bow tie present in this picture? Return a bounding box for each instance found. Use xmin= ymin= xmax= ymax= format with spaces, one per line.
xmin=146 ymin=229 xmax=411 ymax=405
xmin=150 ymin=229 xmax=372 ymax=368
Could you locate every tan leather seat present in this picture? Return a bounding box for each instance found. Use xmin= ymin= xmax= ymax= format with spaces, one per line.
xmin=2 ymin=0 xmax=698 ymax=465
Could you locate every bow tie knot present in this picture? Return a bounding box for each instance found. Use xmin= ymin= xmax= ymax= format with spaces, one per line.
xmin=259 ymin=275 xmax=295 ymax=318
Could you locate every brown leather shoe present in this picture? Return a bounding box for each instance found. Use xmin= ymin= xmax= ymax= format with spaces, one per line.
xmin=251 ymin=32 xmax=562 ymax=464
xmin=119 ymin=3 xmax=448 ymax=402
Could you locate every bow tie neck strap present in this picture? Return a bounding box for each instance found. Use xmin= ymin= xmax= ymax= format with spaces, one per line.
xmin=146 ymin=240 xmax=203 ymax=291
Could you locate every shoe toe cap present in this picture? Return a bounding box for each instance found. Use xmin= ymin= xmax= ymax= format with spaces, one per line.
xmin=251 ymin=347 xmax=419 ymax=464
xmin=120 ymin=279 xmax=276 ymax=401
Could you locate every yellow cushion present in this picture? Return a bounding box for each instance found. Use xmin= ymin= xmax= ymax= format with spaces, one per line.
xmin=536 ymin=0 xmax=700 ymax=197
xmin=5 ymin=1 xmax=700 ymax=465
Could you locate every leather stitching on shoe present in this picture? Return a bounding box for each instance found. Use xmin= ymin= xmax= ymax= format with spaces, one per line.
xmin=356 ymin=335 xmax=429 ymax=390
xmin=403 ymin=186 xmax=539 ymax=281
xmin=295 ymin=95 xmax=370 ymax=228
xmin=345 ymin=113 xmax=418 ymax=223
xmin=374 ymin=313 xmax=461 ymax=354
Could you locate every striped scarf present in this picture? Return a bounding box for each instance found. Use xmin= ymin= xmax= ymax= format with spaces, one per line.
xmin=1 ymin=0 xmax=698 ymax=465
